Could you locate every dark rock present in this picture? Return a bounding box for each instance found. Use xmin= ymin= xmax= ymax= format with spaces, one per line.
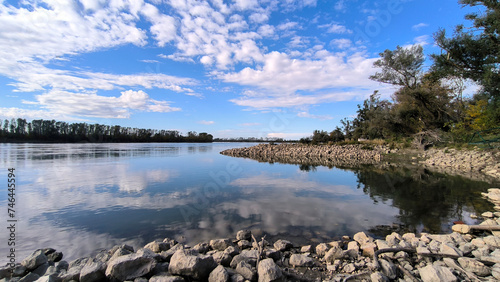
xmin=47 ymin=252 xmax=63 ymax=263
xmin=12 ymin=265 xmax=27 ymax=277
xmin=212 ymin=251 xmax=232 ymax=267
xmin=237 ymin=240 xmax=252 ymax=249
xmin=379 ymin=259 xmax=397 ymax=280
xmin=264 ymin=249 xmax=281 ymax=261
xmin=149 ymin=262 xmax=170 ymax=277
xmin=257 ymin=258 xmax=283 ymax=282
xmin=105 ymin=252 xmax=156 ymax=281
xmin=168 ymin=249 xmax=217 ymax=280
xmin=18 ymin=272 xmax=39 ymax=282
xmin=32 ymin=262 xmax=50 ymax=277
xmin=209 ymin=265 xmax=230 ymax=282
xmin=55 ymin=261 xmax=69 ymax=273
xmin=224 ymin=246 xmax=240 ymax=257
xmin=21 ymin=249 xmax=48 ymax=270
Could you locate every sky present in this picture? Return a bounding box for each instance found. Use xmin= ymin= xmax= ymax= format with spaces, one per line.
xmin=0 ymin=0 xmax=480 ymax=139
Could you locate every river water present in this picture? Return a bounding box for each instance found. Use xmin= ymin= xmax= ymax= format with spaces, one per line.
xmin=0 ymin=142 xmax=494 ymax=263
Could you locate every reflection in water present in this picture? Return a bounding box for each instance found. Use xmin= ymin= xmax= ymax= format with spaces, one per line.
xmin=0 ymin=143 xmax=494 ymax=264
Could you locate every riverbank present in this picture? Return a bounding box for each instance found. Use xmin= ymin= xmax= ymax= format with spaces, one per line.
xmin=2 ymin=189 xmax=500 ymax=281
xmin=220 ymin=143 xmax=500 ymax=182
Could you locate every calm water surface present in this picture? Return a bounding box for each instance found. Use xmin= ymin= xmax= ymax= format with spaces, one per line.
xmin=0 ymin=143 xmax=494 ymax=263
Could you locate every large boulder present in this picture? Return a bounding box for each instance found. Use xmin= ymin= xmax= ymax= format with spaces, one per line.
xmin=208 ymin=265 xmax=230 ymax=282
xmin=419 ymin=265 xmax=457 ymax=282
xmin=168 ymin=249 xmax=217 ymax=280
xmin=79 ymin=258 xmax=106 ymax=282
xmin=105 ymin=252 xmax=156 ymax=281
xmin=457 ymin=257 xmax=491 ymax=277
xmin=210 ymin=239 xmax=233 ymax=251
xmin=257 ymin=258 xmax=283 ymax=282
xmin=21 ymin=249 xmax=48 ymax=270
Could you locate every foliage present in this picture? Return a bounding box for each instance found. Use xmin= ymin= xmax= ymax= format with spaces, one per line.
xmin=0 ymin=118 xmax=213 ymax=143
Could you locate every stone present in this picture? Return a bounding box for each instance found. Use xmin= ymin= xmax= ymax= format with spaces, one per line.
xmin=55 ymin=261 xmax=68 ymax=273
xmin=236 ymin=230 xmax=252 ymax=241
xmin=452 ymin=224 xmax=471 ymax=234
xmin=79 ymin=258 xmax=106 ymax=282
xmin=18 ymin=272 xmax=40 ymax=282
xmin=168 ymin=249 xmax=217 ymax=280
xmin=418 ymin=265 xmax=457 ymax=282
xmin=342 ymin=263 xmax=356 ymax=273
xmin=105 ymin=252 xmax=156 ymax=281
xmin=231 ymin=273 xmax=246 ymax=282
xmin=212 ymin=251 xmax=232 ymax=267
xmin=21 ymin=250 xmax=48 ymax=270
xmin=273 ymin=240 xmax=292 ymax=252
xmin=353 ymin=232 xmax=373 ymax=245
xmin=457 ymin=257 xmax=491 ymax=277
xmin=224 ymin=246 xmax=240 ymax=257
xmin=483 ymin=235 xmax=500 ymax=248
xmin=300 ymin=245 xmax=313 ymax=253
xmin=315 ymin=243 xmax=330 ymax=257
xmin=370 ymin=271 xmax=389 ymax=282
xmin=237 ymin=240 xmax=252 ymax=249
xmin=193 ymin=243 xmax=210 ymax=254
xmin=324 ymin=245 xmax=343 ymax=264
xmin=60 ymin=257 xmax=91 ymax=282
xmin=492 ymin=264 xmax=500 ymax=280
xmin=149 ymin=262 xmax=170 ymax=277
xmin=264 ymin=249 xmax=281 ymax=261
xmin=385 ymin=233 xmax=401 ymax=247
xmin=230 ymin=254 xmax=256 ymax=269
xmin=482 ymin=211 xmax=494 ymax=218
xmin=289 ymin=254 xmax=313 ymax=267
xmin=149 ymin=274 xmax=185 ymax=282
xmin=35 ymin=274 xmax=61 ymax=282
xmin=210 ymin=239 xmax=233 ymax=251
xmin=257 ymin=258 xmax=283 ymax=282
xmin=160 ymin=244 xmax=184 ymax=262
xmin=361 ymin=242 xmax=377 ymax=257
xmin=144 ymin=241 xmax=170 ymax=253
xmin=379 ymin=259 xmax=396 ymax=280
xmin=235 ymin=261 xmax=256 ymax=281
xmin=347 ymin=241 xmax=359 ymax=252
xmin=32 ymin=263 xmax=49 ymax=277
xmin=439 ymin=243 xmax=463 ymax=257
xmin=209 ymin=265 xmax=229 ymax=282
xmin=109 ymin=246 xmax=134 ymax=262
xmin=47 ymin=252 xmax=63 ymax=263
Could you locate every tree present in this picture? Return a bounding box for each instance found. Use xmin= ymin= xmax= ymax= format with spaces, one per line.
xmin=370 ymin=45 xmax=425 ymax=90
xmin=352 ymin=91 xmax=393 ymax=139
xmin=432 ymin=0 xmax=499 ymax=105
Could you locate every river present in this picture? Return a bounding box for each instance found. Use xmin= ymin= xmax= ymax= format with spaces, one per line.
xmin=0 ymin=142 xmax=494 ymax=264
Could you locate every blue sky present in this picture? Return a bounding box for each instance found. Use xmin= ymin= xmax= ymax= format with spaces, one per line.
xmin=0 ymin=0 xmax=478 ymax=139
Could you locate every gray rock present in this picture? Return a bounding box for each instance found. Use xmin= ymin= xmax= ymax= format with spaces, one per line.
xmin=273 ymin=240 xmax=292 ymax=252
xmin=237 ymin=240 xmax=252 ymax=249
xmin=440 ymin=243 xmax=463 ymax=257
xmin=0 ymin=266 xmax=12 ymax=279
xmin=79 ymin=258 xmax=106 ymax=282
xmin=257 ymin=258 xmax=283 ymax=282
xmin=379 ymin=259 xmax=396 ymax=280
xmin=353 ymin=232 xmax=373 ymax=245
xmin=35 ymin=274 xmax=62 ymax=282
xmin=13 ymin=265 xmax=27 ymax=277
xmin=289 ymin=254 xmax=313 ymax=267
xmin=59 ymin=257 xmax=90 ymax=282
xmin=370 ymin=271 xmax=389 ymax=282
xmin=210 ymin=239 xmax=233 ymax=251
xmin=149 ymin=274 xmax=185 ymax=282
xmin=193 ymin=243 xmax=210 ymax=254
xmin=264 ymin=249 xmax=281 ymax=261
xmin=18 ymin=272 xmax=39 ymax=282
xmin=235 ymin=261 xmax=256 ymax=281
xmin=231 ymin=273 xmax=246 ymax=282
xmin=149 ymin=262 xmax=170 ymax=277
xmin=105 ymin=252 xmax=156 ymax=281
xmin=55 ymin=261 xmax=68 ymax=273
xmin=224 ymin=246 xmax=240 ymax=257
xmin=315 ymin=243 xmax=330 ymax=257
xmin=21 ymin=250 xmax=48 ymax=270
xmin=160 ymin=244 xmax=184 ymax=262
xmin=419 ymin=265 xmax=457 ymax=282
xmin=236 ymin=230 xmax=252 ymax=241
xmin=342 ymin=263 xmax=356 ymax=273
xmin=212 ymin=251 xmax=232 ymax=267
xmin=168 ymin=249 xmax=217 ymax=280
xmin=230 ymin=254 xmax=256 ymax=269
xmin=144 ymin=241 xmax=170 ymax=253
xmin=457 ymin=257 xmax=491 ymax=277
xmin=324 ymin=246 xmax=343 ymax=264
xmin=300 ymin=245 xmax=313 ymax=253
xmin=209 ymin=265 xmax=230 ymax=282
xmin=492 ymin=264 xmax=500 ymax=280
xmin=46 ymin=252 xmax=63 ymax=263
xmin=32 ymin=262 xmax=50 ymax=277
xmin=483 ymin=236 xmax=500 ymax=248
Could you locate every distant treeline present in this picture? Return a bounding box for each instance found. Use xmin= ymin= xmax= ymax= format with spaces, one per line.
xmin=0 ymin=118 xmax=213 ymax=143
xmin=214 ymin=137 xmax=293 ymax=143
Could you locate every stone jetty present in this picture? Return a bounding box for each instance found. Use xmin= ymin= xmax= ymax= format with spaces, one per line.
xmin=3 ymin=189 xmax=500 ymax=281
xmin=220 ymin=143 xmax=384 ymax=168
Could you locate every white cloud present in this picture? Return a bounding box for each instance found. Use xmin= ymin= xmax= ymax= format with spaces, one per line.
xmin=330 ymin=38 xmax=352 ymax=49
xmin=412 ymin=23 xmax=429 ymax=31
xmin=238 ymin=123 xmax=261 ymax=127
xmin=277 ymin=21 xmax=300 ymax=31
xmin=25 ymin=90 xmax=181 ymax=119
xmin=198 ymin=120 xmax=215 ymax=125
xmin=320 ymin=23 xmax=353 ymax=34
xmin=334 ymin=0 xmax=346 ymax=11
xmin=297 ymin=111 xmax=333 ymax=120
xmin=414 ymin=35 xmax=431 ymax=46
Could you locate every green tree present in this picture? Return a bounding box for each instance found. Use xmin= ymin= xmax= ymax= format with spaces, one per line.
xmin=370 ymin=45 xmax=425 ymax=90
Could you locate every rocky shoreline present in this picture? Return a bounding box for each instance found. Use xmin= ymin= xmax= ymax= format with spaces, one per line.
xmin=220 ymin=143 xmax=500 ymax=182
xmin=2 ymin=189 xmax=500 ymax=282
xmin=220 ymin=144 xmax=384 ymax=168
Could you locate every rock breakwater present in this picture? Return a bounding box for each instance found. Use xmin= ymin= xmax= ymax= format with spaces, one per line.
xmin=3 ymin=189 xmax=500 ymax=281
xmin=419 ymin=148 xmax=500 ymax=180
xmin=220 ymin=144 xmax=384 ymax=168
